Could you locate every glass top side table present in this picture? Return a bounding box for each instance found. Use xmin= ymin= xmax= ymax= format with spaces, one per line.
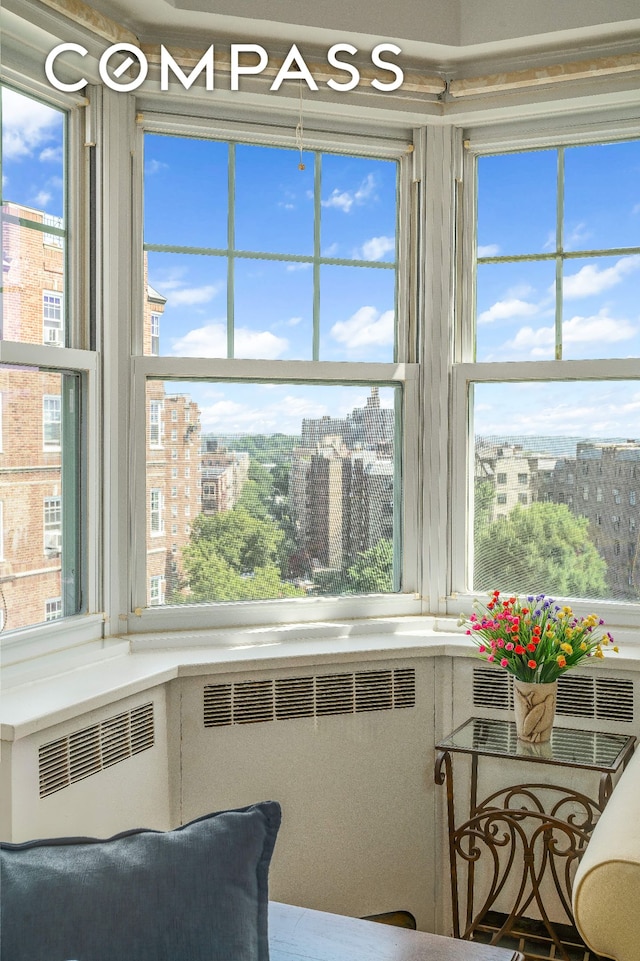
xmin=435 ymin=718 xmax=636 ymax=960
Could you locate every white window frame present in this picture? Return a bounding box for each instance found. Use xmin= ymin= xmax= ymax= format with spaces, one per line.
xmin=43 ymin=495 xmax=62 ymax=556
xmin=150 ymin=312 xmax=161 ymax=356
xmin=128 ymin=114 xmax=421 ymax=632
xmin=42 ymin=394 xmax=62 ymax=450
xmin=45 ymin=597 xmax=63 ymax=620
xmin=150 ymin=488 xmax=164 ymax=536
xmin=149 ymin=575 xmax=164 ymax=606
xmin=449 ymin=119 xmax=640 ymax=628
xmin=149 ymin=399 xmax=163 ymax=448
xmin=43 ymin=290 xmax=64 ymax=346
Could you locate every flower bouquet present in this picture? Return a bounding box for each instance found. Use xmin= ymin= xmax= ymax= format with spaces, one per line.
xmin=460 ymin=591 xmax=619 ymax=741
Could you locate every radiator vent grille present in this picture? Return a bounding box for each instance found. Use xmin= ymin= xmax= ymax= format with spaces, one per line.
xmin=204 ymin=668 xmax=415 ymax=727
xmin=472 ymin=668 xmax=633 ymax=724
xmin=38 ymin=703 xmax=154 ymax=798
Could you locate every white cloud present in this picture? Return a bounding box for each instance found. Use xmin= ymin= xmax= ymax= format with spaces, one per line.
xmin=285 ymin=262 xmax=312 ymax=272
xmin=199 ymin=394 xmax=328 ymax=433
xmin=330 ymin=306 xmax=394 ymax=349
xmin=358 ymin=235 xmax=395 ymax=261
xmin=564 ymin=222 xmax=592 ymax=250
xmin=478 ymin=298 xmax=540 ymax=325
xmin=145 ymin=159 xmax=168 ymax=175
xmin=477 ymin=244 xmax=500 ymax=257
xmin=171 ymin=323 xmax=288 ymax=360
xmin=1 ymin=89 xmax=62 ymax=159
xmin=321 ymin=173 xmax=376 ymax=213
xmin=632 ymin=203 xmax=640 ymax=215
xmin=322 ymin=242 xmax=339 ymax=257
xmin=33 ymin=190 xmax=52 ymax=208
xmin=501 ymin=310 xmax=637 ymax=358
xmin=563 ymin=255 xmax=640 ymax=299
xmin=39 ymin=146 xmax=63 ymax=163
xmin=165 ymin=284 xmax=222 ymax=307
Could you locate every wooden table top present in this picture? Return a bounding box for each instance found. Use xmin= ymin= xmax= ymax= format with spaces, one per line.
xmin=269 ymin=903 xmax=525 ymax=961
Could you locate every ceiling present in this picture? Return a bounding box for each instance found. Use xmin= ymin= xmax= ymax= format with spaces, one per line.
xmin=80 ymin=0 xmax=640 ymax=65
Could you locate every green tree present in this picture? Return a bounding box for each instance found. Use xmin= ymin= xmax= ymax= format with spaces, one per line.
xmin=474 ymin=479 xmax=495 ymax=538
xmin=236 ymin=479 xmax=270 ymax=520
xmin=315 ymin=539 xmax=394 ymax=595
xmin=188 ymin=508 xmax=282 ymax=572
xmin=474 ymin=502 xmax=607 ymax=598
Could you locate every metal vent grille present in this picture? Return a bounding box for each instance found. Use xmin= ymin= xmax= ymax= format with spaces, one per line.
xmin=204 ymin=668 xmax=415 ymax=727
xmin=472 ymin=668 xmax=633 ymax=724
xmin=38 ymin=703 xmax=154 ymax=798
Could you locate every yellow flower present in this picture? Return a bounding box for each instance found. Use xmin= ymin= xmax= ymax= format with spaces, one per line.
xmin=579 ymin=642 xmax=587 ymax=651
xmin=594 ymin=648 xmax=605 ymax=659
xmin=613 ymin=646 xmax=620 ymax=653
xmin=560 ymin=643 xmax=573 ymax=655
xmin=557 ymin=655 xmax=567 ymax=668
xmin=562 ymin=606 xmax=573 ymax=615
xmin=565 ymin=627 xmax=574 ymax=639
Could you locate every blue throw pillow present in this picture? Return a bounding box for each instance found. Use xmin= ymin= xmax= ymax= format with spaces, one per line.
xmin=0 ymin=800 xmax=281 ymax=961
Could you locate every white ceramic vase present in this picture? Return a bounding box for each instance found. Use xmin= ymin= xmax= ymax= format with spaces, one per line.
xmin=513 ymin=679 xmax=557 ymax=743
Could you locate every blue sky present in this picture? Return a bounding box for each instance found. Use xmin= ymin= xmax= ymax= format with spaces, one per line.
xmin=476 ymin=143 xmax=640 ymax=366
xmin=2 ymin=85 xmax=639 ymax=439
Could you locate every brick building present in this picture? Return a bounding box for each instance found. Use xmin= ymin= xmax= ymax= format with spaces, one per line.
xmin=0 ymin=202 xmax=200 ymax=626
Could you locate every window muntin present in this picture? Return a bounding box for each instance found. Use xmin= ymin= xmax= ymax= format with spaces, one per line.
xmin=143 ymin=138 xmax=397 ymax=363
xmin=475 ymin=141 xmax=640 ymax=363
xmin=1 ymin=86 xmax=67 ymax=346
xmin=144 ymin=379 xmax=400 ymax=606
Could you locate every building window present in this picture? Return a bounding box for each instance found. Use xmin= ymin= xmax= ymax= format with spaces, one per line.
xmin=631 ymin=491 xmax=637 ymax=506
xmin=172 ymin=468 xmax=178 ymax=479
xmin=171 ymin=410 xmax=178 ymax=422
xmin=149 ymin=400 xmax=162 ymax=447
xmin=45 ymin=598 xmax=63 ymax=621
xmin=43 ymin=292 xmax=63 ymax=345
xmin=150 ymin=313 xmax=161 ymax=355
xmin=150 ymin=489 xmax=163 ymax=535
xmin=171 ymin=429 xmax=178 ymax=441
xmin=613 ymin=489 xmax=622 ymax=504
xmin=43 ymin=395 xmax=61 ymax=450
xmin=44 ymin=496 xmax=62 ymax=556
xmin=184 ymin=467 xmax=190 ymax=478
xmin=496 ymin=493 xmax=507 ymax=505
xmin=497 ymin=473 xmax=507 ymax=484
xmin=596 ymin=487 xmax=603 ymax=502
xmin=517 ymin=473 xmax=528 ymax=484
xmin=171 ymin=486 xmax=177 ymax=498
xmin=518 ymin=493 xmax=527 ymax=505
xmin=150 ymin=575 xmax=164 ymax=605
xmin=583 ymin=487 xmax=589 ymax=501
xmin=43 ymin=212 xmax=64 ymax=248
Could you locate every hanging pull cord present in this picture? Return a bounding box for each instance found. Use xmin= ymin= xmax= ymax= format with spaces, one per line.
xmin=295 ymin=81 xmax=305 ymax=170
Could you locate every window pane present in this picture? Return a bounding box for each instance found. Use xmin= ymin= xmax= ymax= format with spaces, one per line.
xmin=1 ymin=87 xmax=67 ymax=347
xmin=144 ymin=134 xmax=228 ymax=249
xmin=235 ymin=144 xmax=314 ymax=255
xmin=145 ymin=380 xmax=400 ymax=606
xmin=564 ymin=141 xmax=640 ymax=252
xmin=477 ymin=150 xmax=557 ymax=257
xmin=0 ymin=365 xmax=82 ymax=630
xmin=320 ymin=264 xmax=395 ymax=362
xmin=234 ymin=259 xmax=312 ymax=360
xmin=562 ymin=254 xmax=640 ymax=360
xmin=145 ymin=251 xmax=227 ymax=357
xmin=321 ymin=155 xmax=396 ymax=260
xmin=475 ymin=260 xmax=556 ymax=362
xmin=472 ymin=380 xmax=640 ymax=604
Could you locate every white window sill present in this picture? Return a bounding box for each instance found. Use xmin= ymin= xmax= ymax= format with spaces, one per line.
xmin=2 ymin=614 xmax=639 ymax=742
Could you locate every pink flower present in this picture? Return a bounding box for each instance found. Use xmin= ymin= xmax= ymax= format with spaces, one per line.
xmin=505 ymin=642 xmax=514 ymax=651
xmin=500 ymin=658 xmax=508 ymax=667
xmin=478 ymin=644 xmax=486 ymax=653
xmin=487 ymin=654 xmax=495 ymax=662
